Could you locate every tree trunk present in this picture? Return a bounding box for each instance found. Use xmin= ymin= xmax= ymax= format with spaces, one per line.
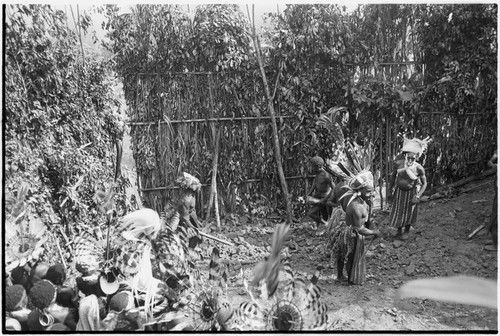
xmin=248 ymin=5 xmax=292 ymax=224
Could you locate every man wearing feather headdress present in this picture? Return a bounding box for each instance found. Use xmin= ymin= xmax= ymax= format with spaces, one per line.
xmin=323 ymin=138 xmax=378 ymax=285
xmin=331 ymin=170 xmax=380 ymax=285
xmin=388 ymin=137 xmax=430 ymax=240
xmin=175 ymin=172 xmax=203 ymax=229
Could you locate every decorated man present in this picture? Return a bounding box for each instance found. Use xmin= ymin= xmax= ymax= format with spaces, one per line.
xmin=388 ymin=136 xmax=430 ymax=240
xmin=330 ymin=170 xmax=380 ymax=285
xmin=175 ymin=172 xmax=203 ymax=229
xmin=307 ymin=156 xmax=335 ymax=230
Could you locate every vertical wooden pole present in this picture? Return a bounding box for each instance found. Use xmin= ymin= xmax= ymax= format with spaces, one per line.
xmin=247 ymin=5 xmax=292 ymax=224
xmin=213 ymin=132 xmax=221 ymax=228
xmin=379 ymin=121 xmax=384 ymax=210
xmin=205 ymin=74 xmax=221 ymax=227
xmin=385 ymin=117 xmax=391 ymax=209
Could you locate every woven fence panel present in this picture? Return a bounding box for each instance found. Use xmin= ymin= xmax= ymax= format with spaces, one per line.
xmin=130 ymin=70 xmax=496 ymax=216
xmin=416 ymin=112 xmax=497 ymax=186
xmin=355 ymin=110 xmax=497 ymax=189
xmin=130 ymin=73 xmax=307 ymax=216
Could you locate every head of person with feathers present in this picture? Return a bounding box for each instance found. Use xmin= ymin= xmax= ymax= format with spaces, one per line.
xmin=325 ymin=141 xmax=375 ymax=208
xmin=401 ymin=135 xmax=432 ymax=166
xmin=175 ymin=172 xmax=202 ymax=192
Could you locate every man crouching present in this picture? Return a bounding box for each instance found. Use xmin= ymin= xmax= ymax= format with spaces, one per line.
xmin=307 ymin=156 xmax=335 ymax=230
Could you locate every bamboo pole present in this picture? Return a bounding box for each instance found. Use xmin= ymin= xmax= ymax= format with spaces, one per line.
xmin=247 ymin=4 xmax=293 ymax=224
xmin=385 ymin=118 xmax=391 ymax=209
xmin=205 ymin=74 xmax=221 ymax=227
xmin=54 ymin=235 xmax=67 ymax=271
xmin=199 ymin=231 xmax=234 ymax=246
xmin=206 ymin=130 xmax=221 ymax=224
xmin=69 ymin=5 xmax=85 ymax=63
xmin=214 ymin=179 xmax=221 ymax=228
xmin=139 ymin=175 xmax=317 ymax=192
xmin=128 ymin=115 xmax=296 ymax=126
xmin=379 ymin=120 xmax=384 ymax=210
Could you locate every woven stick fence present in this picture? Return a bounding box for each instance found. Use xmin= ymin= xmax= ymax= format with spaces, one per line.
xmin=129 ymin=66 xmax=496 ymax=216
xmin=129 ymin=72 xmax=309 ymax=217
xmin=354 ymin=62 xmax=496 ymax=209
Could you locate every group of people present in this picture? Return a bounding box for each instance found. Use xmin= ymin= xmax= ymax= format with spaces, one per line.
xmin=5 ymin=261 xmax=154 ymax=331
xmin=308 ymin=136 xmax=498 ymax=285
xmin=4 ymin=172 xmax=205 ymax=332
xmin=307 ymin=137 xmax=431 ymax=285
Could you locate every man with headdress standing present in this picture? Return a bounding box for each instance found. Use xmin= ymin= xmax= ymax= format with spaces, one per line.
xmin=388 ymin=137 xmax=430 ymax=240
xmin=175 ymin=172 xmax=203 ymax=229
xmin=330 ymin=170 xmax=380 ymax=285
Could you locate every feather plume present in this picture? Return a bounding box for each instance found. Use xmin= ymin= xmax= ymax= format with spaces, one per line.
xmin=337 ymin=162 xmax=354 ymax=178
xmin=344 ymin=141 xmax=362 ymax=174
xmin=116 ymin=208 xmax=161 ymax=241
xmin=251 ymin=223 xmax=289 ymax=296
xmin=324 ymin=163 xmax=348 ymax=180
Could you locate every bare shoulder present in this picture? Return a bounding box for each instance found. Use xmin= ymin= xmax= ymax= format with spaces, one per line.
xmin=317 ymin=169 xmax=332 ymax=182
xmin=346 ymin=198 xmax=368 ymax=217
xmin=415 ymin=162 xmax=426 ymax=174
xmin=319 ymin=169 xmax=330 ymax=178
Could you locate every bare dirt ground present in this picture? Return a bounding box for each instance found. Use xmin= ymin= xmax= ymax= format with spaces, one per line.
xmin=206 ymin=177 xmax=498 ymax=331
xmin=118 ymin=81 xmax=497 ymax=331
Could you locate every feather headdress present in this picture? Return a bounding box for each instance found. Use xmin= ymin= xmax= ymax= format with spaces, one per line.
xmin=401 ymin=135 xmax=432 ymax=158
xmin=324 ymin=138 xmax=374 ymax=209
xmin=175 ymin=172 xmax=202 ymax=192
xmin=316 ymin=108 xmax=375 ymax=208
xmin=73 ymin=207 xmax=204 ymax=323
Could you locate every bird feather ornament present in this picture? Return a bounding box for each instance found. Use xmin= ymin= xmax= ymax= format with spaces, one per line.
xmin=183 ymin=246 xmax=233 ymax=331
xmin=233 ymin=225 xmax=328 ymax=331
xmin=251 ymin=223 xmax=289 ymax=297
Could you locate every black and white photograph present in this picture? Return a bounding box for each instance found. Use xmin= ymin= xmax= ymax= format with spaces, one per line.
xmin=3 ymin=2 xmax=498 ymax=332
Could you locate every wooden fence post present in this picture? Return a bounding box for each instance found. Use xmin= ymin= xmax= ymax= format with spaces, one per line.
xmin=247 ymin=5 xmax=293 ymax=224
xmin=205 ymin=73 xmax=221 ymax=227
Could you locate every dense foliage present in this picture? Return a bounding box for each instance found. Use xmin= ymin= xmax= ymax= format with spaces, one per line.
xmin=103 ymin=4 xmax=495 ymax=215
xmin=5 ymin=5 xmax=125 ymax=239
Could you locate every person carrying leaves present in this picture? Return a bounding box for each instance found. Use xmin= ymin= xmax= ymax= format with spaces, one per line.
xmin=388 ymin=136 xmax=431 ymax=240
